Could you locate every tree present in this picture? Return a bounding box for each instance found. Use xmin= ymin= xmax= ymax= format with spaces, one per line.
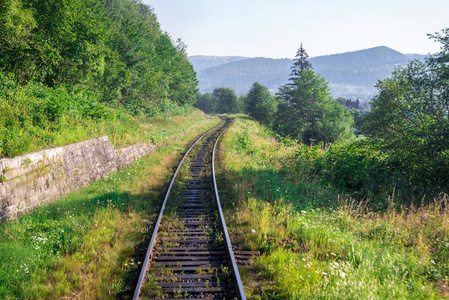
xmin=314 ymin=99 xmax=354 ymax=146
xmin=278 ymin=44 xmax=321 ymax=112
xmin=0 ymin=0 xmax=106 ymax=86
xmin=279 ymin=69 xmax=329 ymax=110
xmin=289 ymin=43 xmax=313 ymax=83
xmin=364 ymin=28 xmax=449 ymax=189
xmin=273 ymin=101 xmax=304 ymax=138
xmin=0 ymin=0 xmax=37 ymax=84
xmin=244 ymin=82 xmax=277 ymax=127
xmin=166 ymin=38 xmax=198 ymax=107
xmin=0 ymin=0 xmax=199 ymax=115
xmin=275 ymin=44 xmax=353 ymax=144
xmin=237 ymin=94 xmax=246 ymax=113
xmin=194 ymin=92 xmax=214 ymax=113
xmin=276 ymin=68 xmax=334 ymax=142
xmin=212 ymin=87 xmax=239 ymax=114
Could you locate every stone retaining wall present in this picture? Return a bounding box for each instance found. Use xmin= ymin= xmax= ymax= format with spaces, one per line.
xmin=0 ymin=137 xmax=155 ymax=220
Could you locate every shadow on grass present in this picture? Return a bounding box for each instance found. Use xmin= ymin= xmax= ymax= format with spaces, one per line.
xmin=216 ymin=167 xmax=390 ymax=214
xmin=217 ymin=167 xmax=330 ymax=209
xmin=116 ymin=190 xmax=169 ymax=299
xmin=116 ymin=227 xmax=153 ymax=299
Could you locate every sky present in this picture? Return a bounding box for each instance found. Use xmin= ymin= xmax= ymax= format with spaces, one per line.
xmin=143 ymin=0 xmax=449 ymax=59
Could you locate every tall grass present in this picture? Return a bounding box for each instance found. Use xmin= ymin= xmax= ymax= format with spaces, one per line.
xmin=217 ymin=116 xmax=449 ymax=299
xmin=0 ymin=112 xmax=220 ymax=299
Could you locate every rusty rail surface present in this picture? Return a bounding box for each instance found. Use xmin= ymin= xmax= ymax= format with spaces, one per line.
xmin=133 ymin=118 xmax=246 ymax=300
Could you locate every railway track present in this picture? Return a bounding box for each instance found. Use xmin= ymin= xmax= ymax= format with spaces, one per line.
xmin=133 ymin=118 xmax=246 ymax=300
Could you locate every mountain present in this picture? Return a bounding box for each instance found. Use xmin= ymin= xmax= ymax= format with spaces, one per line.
xmin=194 ymin=57 xmax=292 ymax=95
xmin=188 ymin=56 xmax=247 ymax=72
xmin=189 ymin=46 xmax=427 ymax=101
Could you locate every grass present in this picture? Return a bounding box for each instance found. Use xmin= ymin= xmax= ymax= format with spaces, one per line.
xmin=0 ymin=77 xmax=202 ymax=158
xmin=0 ymin=111 xmax=220 ymax=299
xmin=217 ymin=116 xmax=449 ymax=299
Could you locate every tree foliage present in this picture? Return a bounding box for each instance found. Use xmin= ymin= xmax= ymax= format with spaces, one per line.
xmin=212 ymin=87 xmax=240 ymax=114
xmin=275 ymin=44 xmax=354 ymax=145
xmin=244 ymin=82 xmax=277 ymax=127
xmin=0 ymin=0 xmax=198 ymax=115
xmin=289 ymin=43 xmax=312 ymax=82
xmin=364 ymin=28 xmax=449 ymax=189
xmin=194 ymin=87 xmax=244 ymax=114
xmin=194 ymin=92 xmax=214 ymax=114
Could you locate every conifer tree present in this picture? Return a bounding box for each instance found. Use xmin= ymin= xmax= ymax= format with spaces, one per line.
xmin=289 ymin=43 xmax=313 ymax=83
xmin=275 ymin=44 xmax=353 ymax=144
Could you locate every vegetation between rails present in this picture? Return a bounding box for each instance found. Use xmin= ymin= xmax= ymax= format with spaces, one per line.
xmin=217 ymin=116 xmax=449 ymax=299
xmin=0 ymin=113 xmax=220 ymax=299
xmin=141 ymin=121 xmax=232 ymax=298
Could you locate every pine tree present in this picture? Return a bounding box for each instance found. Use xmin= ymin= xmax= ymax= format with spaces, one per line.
xmin=275 ymin=44 xmax=353 ymax=145
xmin=288 ymin=43 xmax=313 ymax=83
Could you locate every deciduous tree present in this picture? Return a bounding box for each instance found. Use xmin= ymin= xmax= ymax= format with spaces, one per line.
xmin=212 ymin=87 xmax=239 ymax=114
xmin=0 ymin=0 xmax=198 ymax=115
xmin=194 ymin=92 xmax=214 ymax=113
xmin=364 ymin=28 xmax=449 ymax=188
xmin=245 ymin=82 xmax=277 ymax=127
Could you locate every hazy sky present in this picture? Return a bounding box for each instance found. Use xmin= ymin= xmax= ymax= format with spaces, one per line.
xmin=143 ymin=0 xmax=448 ymax=58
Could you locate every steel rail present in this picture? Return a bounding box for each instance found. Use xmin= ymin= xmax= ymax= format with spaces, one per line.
xmin=133 ymin=122 xmax=222 ymax=300
xmin=212 ymin=119 xmax=246 ymax=300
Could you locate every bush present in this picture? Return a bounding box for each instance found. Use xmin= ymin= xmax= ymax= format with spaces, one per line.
xmin=313 ymin=141 xmax=408 ymax=199
xmin=0 ymin=76 xmax=140 ymax=158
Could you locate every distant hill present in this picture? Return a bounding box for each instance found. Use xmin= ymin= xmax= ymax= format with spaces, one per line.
xmin=189 ymin=46 xmax=427 ymax=101
xmin=193 ymin=57 xmax=292 ymax=95
xmin=188 ymin=56 xmax=247 ymax=72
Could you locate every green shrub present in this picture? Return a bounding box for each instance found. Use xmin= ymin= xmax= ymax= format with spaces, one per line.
xmin=0 ymin=76 xmax=144 ymax=158
xmin=312 ymin=141 xmax=409 ymax=199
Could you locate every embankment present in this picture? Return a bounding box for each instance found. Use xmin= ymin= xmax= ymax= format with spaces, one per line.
xmin=0 ymin=137 xmax=155 ymax=220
